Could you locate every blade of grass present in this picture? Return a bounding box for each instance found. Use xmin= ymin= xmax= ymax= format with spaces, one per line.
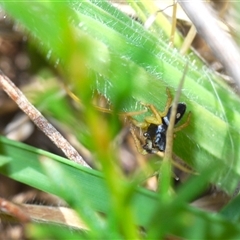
xmin=158 ymin=63 xmax=188 ymax=198
xmin=220 ymin=194 xmax=240 ymax=222
xmin=127 ymin=0 xmax=182 ymax=47
xmin=1 ymin=136 xmax=240 ymax=238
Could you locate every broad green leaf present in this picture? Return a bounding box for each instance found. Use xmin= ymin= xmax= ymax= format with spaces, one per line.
xmin=1 ymin=136 xmax=240 ymax=239
xmin=220 ymin=194 xmax=240 ymax=222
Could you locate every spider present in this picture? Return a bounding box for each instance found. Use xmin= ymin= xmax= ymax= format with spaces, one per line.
xmin=129 ymin=88 xmax=191 ymax=155
xmin=64 ymin=84 xmax=191 ymax=156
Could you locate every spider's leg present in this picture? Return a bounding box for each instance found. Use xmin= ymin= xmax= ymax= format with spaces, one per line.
xmin=130 ymin=118 xmax=148 ymax=129
xmin=174 ymin=112 xmax=191 ymax=132
xmin=129 ymin=124 xmax=148 ymax=155
xmin=140 ymin=88 xmax=173 ymax=125
xmin=160 ymin=88 xmax=173 ymax=117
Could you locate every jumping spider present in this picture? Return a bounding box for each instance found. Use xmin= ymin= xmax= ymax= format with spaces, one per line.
xmin=130 ymin=88 xmax=191 ymax=155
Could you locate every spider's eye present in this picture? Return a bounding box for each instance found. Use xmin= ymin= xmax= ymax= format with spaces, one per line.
xmin=143 ymin=132 xmax=148 ymax=137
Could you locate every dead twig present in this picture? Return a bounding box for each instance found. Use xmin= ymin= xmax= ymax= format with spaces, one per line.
xmin=0 ymin=197 xmax=30 ymax=223
xmin=23 ymin=204 xmax=88 ymax=230
xmin=178 ymin=0 xmax=240 ymax=92
xmin=0 ymin=70 xmax=90 ymax=168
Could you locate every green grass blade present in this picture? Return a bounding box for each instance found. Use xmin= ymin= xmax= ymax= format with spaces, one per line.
xmin=220 ymin=194 xmax=240 ymax=222
xmin=1 ymin=136 xmax=240 ymax=238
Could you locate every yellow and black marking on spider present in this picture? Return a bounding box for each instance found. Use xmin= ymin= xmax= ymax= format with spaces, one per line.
xmin=129 ymin=88 xmax=191 ymax=155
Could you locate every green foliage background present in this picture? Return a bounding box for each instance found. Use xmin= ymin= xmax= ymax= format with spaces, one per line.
xmin=1 ymin=1 xmax=240 ymax=239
